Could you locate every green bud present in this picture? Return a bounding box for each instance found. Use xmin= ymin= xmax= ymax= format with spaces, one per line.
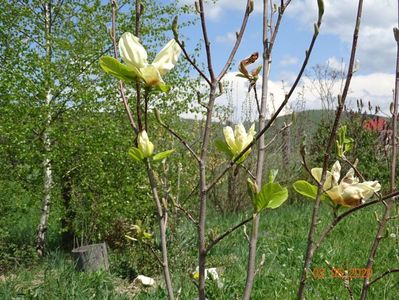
xmin=247 ymin=178 xmax=259 ymax=201
xmin=317 ymin=0 xmax=324 ymax=20
xmin=154 ymin=109 xmax=165 ymax=126
xmin=172 ymin=16 xmax=179 ymax=40
xmin=249 ymin=0 xmax=254 ymax=14
xmin=195 ymin=1 xmax=200 ymax=14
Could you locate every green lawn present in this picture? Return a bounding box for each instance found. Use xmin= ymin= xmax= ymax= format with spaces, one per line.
xmin=1 ymin=201 xmax=399 ymax=299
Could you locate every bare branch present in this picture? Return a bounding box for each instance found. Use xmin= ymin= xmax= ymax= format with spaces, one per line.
xmin=206 ymin=215 xmax=253 ymax=253
xmin=217 ymin=0 xmax=253 ymax=81
xmin=368 ymin=268 xmax=399 ymax=286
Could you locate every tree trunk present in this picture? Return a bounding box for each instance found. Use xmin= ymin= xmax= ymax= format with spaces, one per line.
xmin=36 ymin=90 xmax=53 ymax=257
xmin=72 ymin=243 xmax=109 ymax=272
xmin=36 ymin=2 xmax=53 ymax=257
xmin=61 ymin=173 xmax=75 ymax=251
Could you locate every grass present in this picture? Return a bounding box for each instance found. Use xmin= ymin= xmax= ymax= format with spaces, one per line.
xmin=1 ymin=201 xmax=399 ymax=299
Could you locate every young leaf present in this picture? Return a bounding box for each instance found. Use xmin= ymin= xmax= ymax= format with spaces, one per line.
xmin=215 ymin=139 xmax=232 ymax=157
xmin=293 ymin=180 xmax=317 ymax=199
xmin=129 ymin=147 xmax=144 ymax=162
xmin=153 ymin=149 xmax=175 ymax=161
xmin=155 ymin=83 xmax=171 ymax=93
xmin=235 ymin=151 xmax=250 ymax=165
xmin=99 ymin=56 xmax=138 ymax=82
xmin=293 ymin=180 xmax=327 ymax=201
xmin=255 ymin=182 xmax=288 ymax=212
xmin=268 ymin=169 xmax=278 ymax=183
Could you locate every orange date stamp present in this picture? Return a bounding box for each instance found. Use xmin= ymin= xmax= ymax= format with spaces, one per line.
xmin=311 ymin=267 xmax=372 ymax=279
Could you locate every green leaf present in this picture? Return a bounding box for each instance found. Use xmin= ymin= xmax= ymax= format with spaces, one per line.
xmin=153 ymin=149 xmax=175 ymax=161
xmin=293 ymin=180 xmax=317 ymax=199
xmin=215 ymin=139 xmax=232 ymax=157
xmin=155 ymin=83 xmax=171 ymax=93
xmin=255 ymin=182 xmax=288 ymax=212
xmin=128 ymin=147 xmax=144 ymax=162
xmin=268 ymin=169 xmax=278 ymax=183
xmin=99 ymin=56 xmax=138 ymax=82
xmin=235 ymin=150 xmax=251 ymax=165
xmin=293 ymin=180 xmax=327 ymax=201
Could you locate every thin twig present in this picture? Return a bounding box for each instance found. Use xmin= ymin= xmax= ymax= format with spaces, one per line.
xmin=241 ymin=165 xmax=256 ymax=180
xmin=207 ymin=0 xmax=320 ymax=193
xmin=313 ymin=191 xmax=399 ymax=254
xmin=324 ymin=260 xmax=354 ymax=300
xmin=217 ymin=0 xmax=253 ymax=81
xmin=263 ymin=122 xmax=292 ymax=151
xmin=342 ymin=157 xmax=365 ymax=181
xmin=206 ymin=215 xmax=253 ymax=253
xmin=159 ymin=121 xmax=200 ymax=162
xmin=198 ymin=0 xmax=215 ymax=82
xmin=110 ymin=0 xmax=138 ymax=134
xmin=360 ymin=3 xmax=399 ymax=297
xmin=175 ymin=39 xmax=211 ymax=85
xmin=368 ymin=268 xmax=399 ymax=286
xmin=173 ymin=201 xmax=198 ymax=225
xmin=242 ymin=0 xmax=270 ymax=297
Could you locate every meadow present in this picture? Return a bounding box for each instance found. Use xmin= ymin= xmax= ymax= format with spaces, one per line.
xmin=2 ymin=201 xmax=398 ymax=299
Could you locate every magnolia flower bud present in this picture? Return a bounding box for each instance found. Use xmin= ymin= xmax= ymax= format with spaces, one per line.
xmin=138 ymin=130 xmax=154 ymax=158
xmin=223 ymin=123 xmax=256 ymax=157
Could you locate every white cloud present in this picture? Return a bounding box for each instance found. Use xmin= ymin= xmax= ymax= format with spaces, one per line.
xmin=216 ymin=32 xmax=237 ymax=44
xmin=300 ymin=72 xmax=394 ymax=113
xmin=288 ymin=0 xmax=396 ymax=73
xmin=280 ymin=56 xmax=299 ymax=67
xmin=326 ymin=57 xmax=345 ymax=71
xmin=181 ymin=71 xmax=395 ymax=120
xmin=179 ymin=0 xmax=262 ymax=20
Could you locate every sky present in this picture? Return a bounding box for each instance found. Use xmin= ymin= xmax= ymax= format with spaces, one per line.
xmin=173 ymin=0 xmax=397 ymax=121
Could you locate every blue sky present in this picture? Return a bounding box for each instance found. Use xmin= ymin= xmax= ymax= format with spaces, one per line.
xmin=172 ymin=0 xmax=397 ymax=120
xmin=179 ymin=4 xmax=349 ymax=81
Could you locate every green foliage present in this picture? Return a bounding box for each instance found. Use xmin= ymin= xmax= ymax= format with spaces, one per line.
xmin=129 ymin=147 xmax=145 ymax=162
xmin=308 ymin=111 xmax=390 ymax=189
xmin=256 ymin=182 xmax=288 ymax=210
xmin=99 ymin=56 xmax=138 ymax=82
xmin=336 ymin=125 xmax=353 ymax=158
xmin=248 ymin=175 xmax=288 ymax=213
xmin=153 ymin=149 xmax=175 ymax=161
xmin=293 ymin=180 xmax=324 ymax=200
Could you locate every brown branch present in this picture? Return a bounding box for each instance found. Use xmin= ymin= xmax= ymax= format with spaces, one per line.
xmin=217 ymin=0 xmax=252 ymax=81
xmin=110 ymin=0 xmax=138 ymax=134
xmin=173 ymin=202 xmax=198 ymax=225
xmin=360 ymin=4 xmax=399 ymax=297
xmin=342 ymin=157 xmax=365 ymax=181
xmin=158 ymin=120 xmax=200 ymax=162
xmin=242 ymin=0 xmax=270 ymax=297
xmin=198 ymin=0 xmax=215 ymax=82
xmin=368 ymin=268 xmax=399 ymax=286
xmin=324 ymin=260 xmax=354 ymax=300
xmin=175 ymin=39 xmax=211 ymax=85
xmin=207 ymin=0 xmax=321 ymax=193
xmin=206 ymin=215 xmax=253 ymax=253
xmin=298 ymin=0 xmax=364 ymax=297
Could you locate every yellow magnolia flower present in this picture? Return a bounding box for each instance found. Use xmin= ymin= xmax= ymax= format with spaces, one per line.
xmin=311 ymin=161 xmax=381 ymax=207
xmin=119 ymin=32 xmax=181 ymax=87
xmin=223 ymin=123 xmax=256 ymax=157
xmin=138 ymin=130 xmax=154 ymax=158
